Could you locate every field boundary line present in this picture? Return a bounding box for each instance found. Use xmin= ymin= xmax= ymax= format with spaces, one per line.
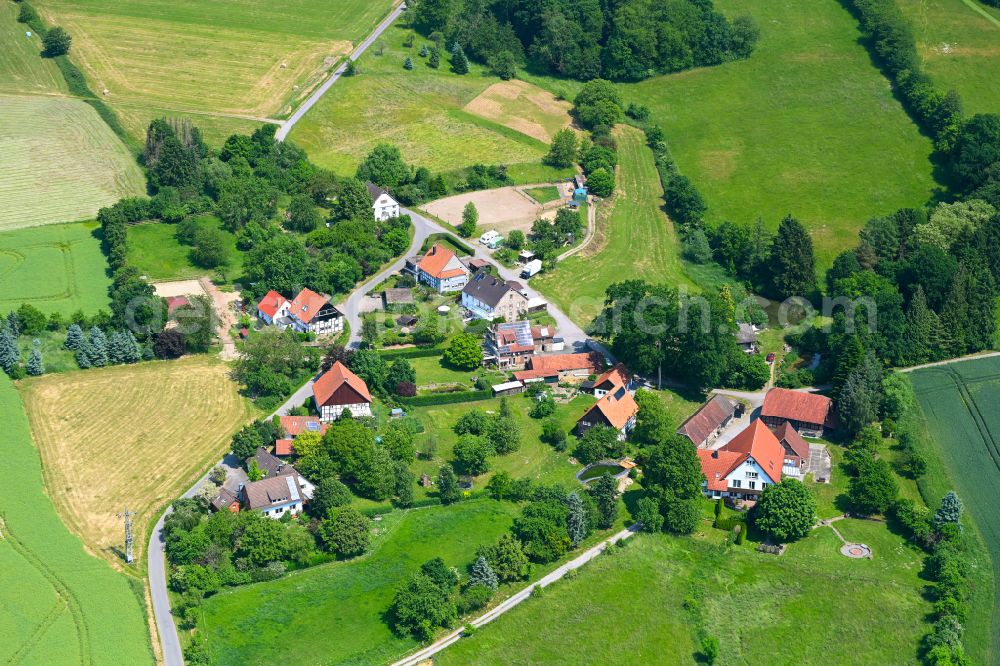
xmin=958 ymin=0 xmax=1000 ymax=28
xmin=945 ymin=367 xmax=1000 ymax=473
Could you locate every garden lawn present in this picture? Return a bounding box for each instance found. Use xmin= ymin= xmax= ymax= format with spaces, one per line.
xmin=523 ymin=186 xmax=561 ymax=205
xmin=622 ymin=0 xmax=939 ymax=277
xmin=126 ymin=216 xmax=244 ymax=283
xmin=0 ymin=1 xmax=66 ymax=95
xmin=0 ymin=96 xmax=146 ymax=230
xmin=438 ymin=523 xmax=930 ymax=665
xmin=899 ymin=0 xmax=1000 ymax=115
xmin=19 ymin=356 xmax=255 ymax=567
xmin=0 ymin=222 xmax=112 ymax=316
xmin=288 ymin=25 xmax=551 ymax=175
xmin=533 ymin=126 xmax=703 ymax=327
xmin=197 ymin=499 xmax=519 ymax=665
xmin=16 ymin=329 xmax=79 ymax=374
xmin=909 ymin=357 xmax=1000 ymax=662
xmin=407 ymin=354 xmax=480 ymax=391
xmin=0 ymin=377 xmax=153 ymax=665
xmin=35 ymin=0 xmax=395 ymax=133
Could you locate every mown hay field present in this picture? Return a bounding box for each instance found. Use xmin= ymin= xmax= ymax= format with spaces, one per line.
xmin=0 ymin=377 xmax=153 ymax=665
xmin=0 ymin=222 xmax=112 ymax=316
xmin=35 ymin=0 xmax=394 ymax=126
xmin=0 ymin=95 xmax=145 ymax=230
xmin=899 ymin=0 xmax=1000 ymax=115
xmin=463 ymin=79 xmax=573 ymax=144
xmin=289 ymin=25 xmax=560 ymax=175
xmin=0 ymin=1 xmax=65 ymax=96
xmin=910 ymin=356 xmax=1000 ymax=661
xmin=622 ymin=0 xmax=939 ymax=276
xmin=19 ymin=356 xmax=255 ymax=567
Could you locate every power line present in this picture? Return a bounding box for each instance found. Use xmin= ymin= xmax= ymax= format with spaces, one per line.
xmin=117 ymin=508 xmax=137 ymax=564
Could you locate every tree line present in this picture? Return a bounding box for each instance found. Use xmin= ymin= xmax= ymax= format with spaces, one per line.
xmin=410 ymin=0 xmax=758 ymax=82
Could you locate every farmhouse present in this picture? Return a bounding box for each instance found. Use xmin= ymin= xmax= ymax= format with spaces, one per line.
xmin=774 ymin=421 xmax=811 ymax=477
xmin=576 ymin=385 xmax=639 ymax=440
xmin=288 ymin=288 xmax=344 ymax=336
xmin=256 ymin=290 xmax=290 ymax=325
xmin=484 ymin=320 xmax=563 ymax=369
xmin=247 ymin=448 xmax=316 ymax=498
xmin=512 ymin=351 xmax=603 ymax=382
xmin=736 ymin=323 xmax=758 ymax=353
xmin=406 ymin=243 xmax=470 ymax=293
xmin=696 ymin=420 xmax=783 ymax=500
xmin=584 ymin=363 xmax=630 ymax=398
xmin=761 ymin=388 xmax=835 ymax=437
xmin=313 ymin=361 xmax=373 ymax=421
xmin=275 ymin=415 xmax=328 ymax=456
xmin=461 ymin=272 xmax=529 ymax=321
xmin=367 ymin=182 xmax=400 ymax=221
xmin=676 ymin=395 xmax=739 ymax=447
xmin=243 ymin=475 xmax=304 ymax=518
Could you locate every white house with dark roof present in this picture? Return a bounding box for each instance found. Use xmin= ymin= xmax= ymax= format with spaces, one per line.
xmin=461 ymin=272 xmax=528 ymax=321
xmin=367 ymin=182 xmax=400 ymax=221
xmin=242 ymin=475 xmax=304 ymax=518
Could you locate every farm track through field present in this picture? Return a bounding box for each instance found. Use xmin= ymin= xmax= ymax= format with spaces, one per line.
xmin=2 ymin=521 xmax=89 ymax=665
xmin=945 ymin=368 xmax=1000 ymax=473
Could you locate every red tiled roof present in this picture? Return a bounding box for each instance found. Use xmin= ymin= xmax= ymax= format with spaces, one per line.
xmin=762 ymin=388 xmax=834 ymax=426
xmin=275 ymin=439 xmax=296 ymax=456
xmin=313 ymin=361 xmax=372 ymax=407
xmin=279 ymin=416 xmax=328 ymax=438
xmin=593 ymin=363 xmax=629 ymax=391
xmin=528 ymin=352 xmax=603 ymax=373
xmin=289 ymin=288 xmax=330 ymax=324
xmin=720 ymin=420 xmax=783 ymax=483
xmin=677 ymin=395 xmax=738 ymax=445
xmin=417 ymin=243 xmax=466 ymax=280
xmin=513 ymin=368 xmax=553 ymax=381
xmin=257 ymin=290 xmax=288 ymax=318
xmin=580 ymin=387 xmax=638 ymax=431
xmin=774 ymin=421 xmax=810 ymax=460
xmin=697 ymin=449 xmax=745 ymax=492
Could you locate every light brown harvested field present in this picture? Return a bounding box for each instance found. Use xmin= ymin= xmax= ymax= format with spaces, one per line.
xmin=421 ymin=185 xmax=569 ymax=234
xmin=464 ymin=80 xmax=573 ymax=143
xmin=152 ymin=279 xmax=207 ymax=298
xmin=19 ymin=357 xmax=255 ymax=566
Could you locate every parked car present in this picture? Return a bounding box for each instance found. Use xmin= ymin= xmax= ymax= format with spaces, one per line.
xmin=766 ymin=352 xmax=776 ymax=363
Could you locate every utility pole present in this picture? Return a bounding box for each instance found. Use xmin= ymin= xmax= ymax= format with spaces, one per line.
xmin=117 ymin=507 xmax=136 ymax=564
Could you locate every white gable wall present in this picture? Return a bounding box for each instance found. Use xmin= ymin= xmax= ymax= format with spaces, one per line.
xmin=373 ymin=193 xmax=400 ymax=220
xmin=724 ymin=456 xmax=778 ymax=494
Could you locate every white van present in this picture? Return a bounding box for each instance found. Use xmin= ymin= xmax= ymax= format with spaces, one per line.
xmin=479 ymin=230 xmax=499 ymax=245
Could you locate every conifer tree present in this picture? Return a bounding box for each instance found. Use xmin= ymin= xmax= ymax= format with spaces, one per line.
xmin=566 ymin=491 xmax=588 ymax=546
xmin=451 ymin=45 xmax=469 ymax=74
xmin=940 ymin=264 xmax=971 ymax=357
xmin=403 ymin=56 xmax=414 ymax=70
xmin=65 ymin=323 xmax=85 ymax=351
xmin=832 ymin=335 xmax=864 ymax=399
xmin=420 ymin=44 xmax=428 ymax=57
xmin=6 ymin=311 xmax=20 ymax=337
xmin=428 ymin=47 xmax=440 ymax=69
xmin=467 ymin=555 xmax=499 ymax=592
xmin=934 ymin=491 xmax=963 ymax=527
xmin=26 ymin=348 xmax=44 ymax=376
xmin=769 ymin=215 xmax=817 ymax=299
xmin=124 ymin=331 xmax=142 ymax=363
xmin=75 ymin=345 xmax=92 ymax=369
xmin=0 ymin=329 xmax=19 ymax=374
xmin=438 ymin=465 xmax=460 ymax=505
xmin=108 ymin=331 xmax=127 ymax=364
xmin=87 ymin=327 xmax=109 ymax=367
xmin=905 ymin=286 xmax=943 ymax=365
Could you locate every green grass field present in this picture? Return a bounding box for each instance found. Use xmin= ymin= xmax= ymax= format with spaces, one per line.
xmin=288 ymin=25 xmax=553 ymax=175
xmin=0 ymin=222 xmax=112 ymax=316
xmin=197 ymin=499 xmax=519 ymax=665
xmin=127 ymin=216 xmax=244 ymax=282
xmin=621 ymin=0 xmax=939 ymax=276
xmin=0 ymin=95 xmax=146 ymax=230
xmin=438 ymin=521 xmax=930 ymax=665
xmin=35 ymin=0 xmax=394 ymax=137
xmin=533 ymin=126 xmax=713 ymax=327
xmin=0 ymin=377 xmax=153 ymax=665
xmin=900 ymin=0 xmax=1000 ymax=115
xmin=910 ymin=357 xmax=1000 ymax=661
xmin=0 ymin=1 xmax=66 ymax=96
xmin=523 ymin=186 xmax=562 ymax=205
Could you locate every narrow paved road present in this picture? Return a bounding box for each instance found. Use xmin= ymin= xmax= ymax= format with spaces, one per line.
xmin=391 ymin=525 xmax=638 ymax=666
xmin=147 ymin=379 xmax=319 ymax=666
xmin=896 ymin=351 xmax=1000 ymax=373
xmin=275 ymin=3 xmax=406 ymax=142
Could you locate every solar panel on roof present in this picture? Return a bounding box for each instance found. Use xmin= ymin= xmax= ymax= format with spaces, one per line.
xmin=614 ymin=386 xmax=626 ymax=401
xmin=306 ymin=422 xmax=320 ymax=431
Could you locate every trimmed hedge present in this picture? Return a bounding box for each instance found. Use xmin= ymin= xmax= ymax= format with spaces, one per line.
xmin=397 ymin=388 xmax=492 ymax=407
xmin=713 ymin=513 xmax=747 ymax=531
xmin=420 ymin=232 xmax=475 ymax=257
xmin=377 ymin=345 xmax=445 ymax=361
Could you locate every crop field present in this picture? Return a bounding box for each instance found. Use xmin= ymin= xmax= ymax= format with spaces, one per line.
xmin=899 ymin=0 xmax=1000 ymax=115
xmin=533 ymin=126 xmax=706 ymax=327
xmin=910 ymin=356 xmax=1000 ymax=660
xmin=127 ymin=216 xmax=244 ymax=282
xmin=622 ymin=0 xmax=938 ymax=276
xmin=0 ymin=377 xmax=153 ymax=664
xmin=438 ymin=520 xmax=931 ymax=665
xmin=19 ymin=356 xmax=255 ymax=566
xmin=421 ymin=186 xmax=551 ymax=235
xmin=1 ymin=95 xmax=146 ymax=230
xmin=0 ymin=1 xmax=66 ymax=96
xmin=198 ymin=499 xmax=518 ymax=665
xmin=463 ymin=80 xmax=573 ymax=144
xmin=0 ymin=222 xmax=112 ymax=316
xmin=289 ymin=25 xmax=557 ymax=175
xmin=35 ymin=0 xmax=394 ymax=127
